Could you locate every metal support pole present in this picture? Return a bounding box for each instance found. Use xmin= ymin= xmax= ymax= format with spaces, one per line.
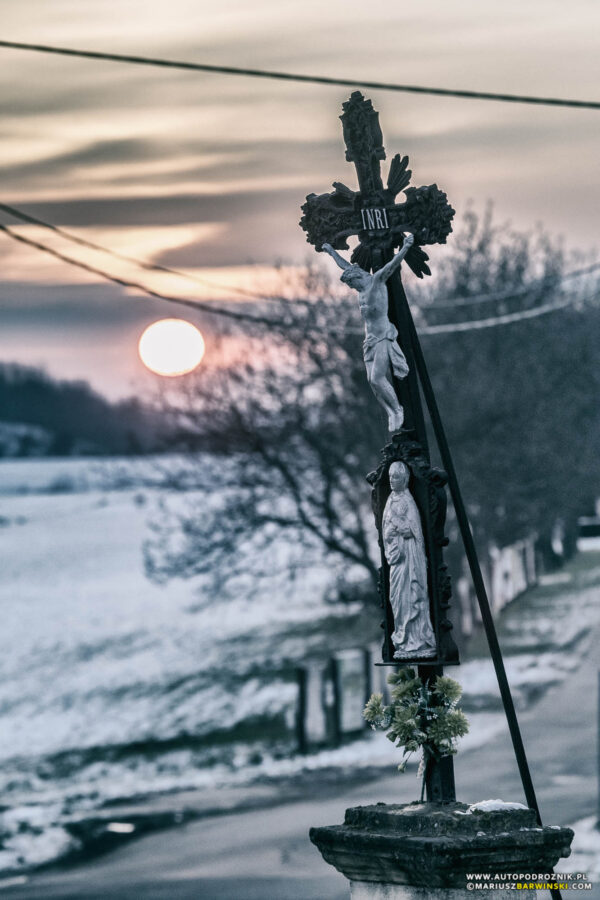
xmin=419 ymin=663 xmax=456 ymax=803
xmin=296 ymin=666 xmax=308 ymax=755
xmin=385 ymin=268 xmax=456 ymax=803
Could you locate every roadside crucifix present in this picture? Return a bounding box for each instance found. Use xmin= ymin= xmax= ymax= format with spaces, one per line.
xmin=301 ymin=91 xmax=460 ymax=801
xmin=299 ymin=91 xmax=553 ymax=824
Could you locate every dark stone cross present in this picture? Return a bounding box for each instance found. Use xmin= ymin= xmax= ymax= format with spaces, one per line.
xmin=300 ymin=90 xmax=455 ymax=458
xmin=300 ymin=90 xmax=454 ymax=277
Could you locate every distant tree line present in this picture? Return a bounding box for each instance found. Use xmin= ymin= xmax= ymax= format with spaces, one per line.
xmin=0 ymin=364 xmax=160 ymax=456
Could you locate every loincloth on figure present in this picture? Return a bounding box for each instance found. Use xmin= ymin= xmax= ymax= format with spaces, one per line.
xmin=363 ymin=322 xmax=409 ymax=380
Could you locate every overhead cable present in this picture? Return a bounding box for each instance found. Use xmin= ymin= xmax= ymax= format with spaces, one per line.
xmin=425 ymin=261 xmax=600 ymax=309
xmin=0 ymin=223 xmax=286 ymax=327
xmin=0 ymin=201 xmax=313 ymax=306
xmin=0 ymin=40 xmax=598 ymax=110
xmin=419 ymin=292 xmax=594 ymax=334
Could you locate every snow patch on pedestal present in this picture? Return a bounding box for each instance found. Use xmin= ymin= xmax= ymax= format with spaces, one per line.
xmin=466 ymin=799 xmax=529 ymax=814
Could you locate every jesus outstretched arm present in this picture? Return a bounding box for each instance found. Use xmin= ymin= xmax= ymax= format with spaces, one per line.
xmin=321 ymin=243 xmax=352 ymax=271
xmin=322 ymin=235 xmax=414 ymax=280
xmin=372 ymin=233 xmax=414 ymax=283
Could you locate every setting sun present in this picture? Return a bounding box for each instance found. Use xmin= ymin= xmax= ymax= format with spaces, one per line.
xmin=138 ymin=318 xmax=205 ymax=376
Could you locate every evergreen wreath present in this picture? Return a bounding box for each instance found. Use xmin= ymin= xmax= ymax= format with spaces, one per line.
xmin=364 ymin=668 xmax=469 ymax=799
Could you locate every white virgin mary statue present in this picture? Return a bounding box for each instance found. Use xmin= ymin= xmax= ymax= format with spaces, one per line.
xmin=382 ymin=461 xmax=436 ymax=659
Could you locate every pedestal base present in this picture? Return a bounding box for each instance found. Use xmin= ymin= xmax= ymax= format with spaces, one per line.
xmin=310 ymin=802 xmax=572 ymax=891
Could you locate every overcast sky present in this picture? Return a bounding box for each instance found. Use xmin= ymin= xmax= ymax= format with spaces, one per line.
xmin=1 ymin=0 xmax=598 ymax=397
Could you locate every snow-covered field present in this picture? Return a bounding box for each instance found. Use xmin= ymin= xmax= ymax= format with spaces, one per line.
xmin=0 ymin=456 xmax=371 ymax=872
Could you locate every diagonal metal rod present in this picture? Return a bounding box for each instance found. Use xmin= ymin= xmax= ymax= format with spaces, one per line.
xmin=401 ymin=280 xmax=539 ymax=809
xmin=392 ymin=276 xmax=562 ymax=900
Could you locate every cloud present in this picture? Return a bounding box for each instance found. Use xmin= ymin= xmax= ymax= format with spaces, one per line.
xmin=0 ymin=186 xmax=310 ymax=268
xmin=0 ymin=137 xmax=158 ymax=183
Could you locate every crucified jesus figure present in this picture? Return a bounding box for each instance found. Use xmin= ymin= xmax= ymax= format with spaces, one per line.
xmin=321 ymin=233 xmax=414 ymax=432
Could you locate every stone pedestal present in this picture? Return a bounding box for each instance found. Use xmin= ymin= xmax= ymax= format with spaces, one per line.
xmin=310 ymin=802 xmax=573 ymax=898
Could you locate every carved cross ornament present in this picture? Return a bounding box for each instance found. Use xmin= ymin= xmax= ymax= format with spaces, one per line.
xmin=300 ymin=91 xmax=455 ymax=276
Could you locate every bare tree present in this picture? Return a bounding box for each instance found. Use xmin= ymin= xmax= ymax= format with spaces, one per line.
xmin=144 ymin=269 xmax=386 ymax=602
xmin=423 ymin=204 xmax=600 ymax=560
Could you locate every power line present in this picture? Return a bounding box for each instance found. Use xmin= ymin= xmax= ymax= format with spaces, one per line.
xmin=0 ymin=201 xmax=316 ymax=308
xmin=0 ymin=40 xmax=598 ymax=111
xmin=0 ymin=203 xmax=279 ymax=304
xmin=419 ymin=290 xmax=596 ymax=334
xmin=0 ymin=223 xmax=287 ymax=328
xmin=0 ymin=200 xmax=255 ymax=298
xmin=424 ymin=261 xmax=600 ymax=309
